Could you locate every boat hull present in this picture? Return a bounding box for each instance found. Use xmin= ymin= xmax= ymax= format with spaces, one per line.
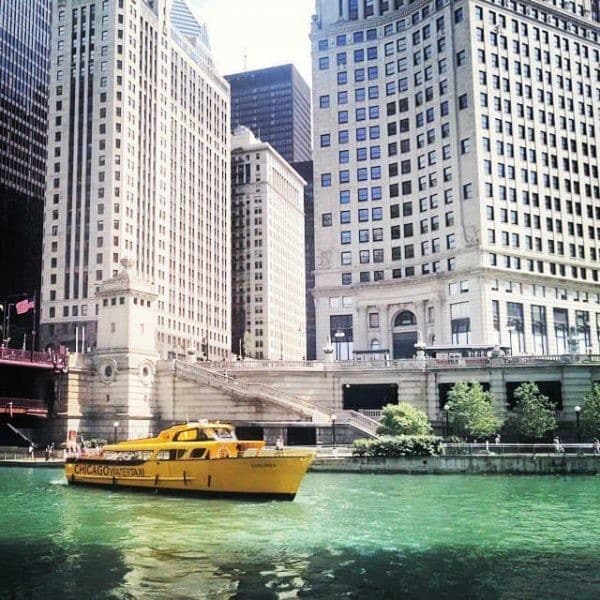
xmin=65 ymin=452 xmax=314 ymax=500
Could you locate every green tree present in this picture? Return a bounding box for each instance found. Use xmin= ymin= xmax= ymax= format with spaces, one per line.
xmin=581 ymin=384 xmax=600 ymax=438
xmin=446 ymin=382 xmax=502 ymax=440
xmin=506 ymin=382 xmax=556 ymax=440
xmin=376 ymin=403 xmax=432 ymax=436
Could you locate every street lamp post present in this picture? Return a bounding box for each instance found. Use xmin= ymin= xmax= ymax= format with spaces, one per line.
xmin=443 ymin=404 xmax=450 ymax=437
xmin=574 ymin=405 xmax=581 ymax=443
xmin=331 ymin=413 xmax=337 ymax=448
xmin=113 ymin=421 xmax=119 ymax=444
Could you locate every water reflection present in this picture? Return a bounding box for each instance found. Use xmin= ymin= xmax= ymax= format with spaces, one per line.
xmin=1 ymin=470 xmax=600 ymax=599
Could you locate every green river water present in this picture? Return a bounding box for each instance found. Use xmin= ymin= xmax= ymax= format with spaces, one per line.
xmin=0 ymin=468 xmax=599 ymax=599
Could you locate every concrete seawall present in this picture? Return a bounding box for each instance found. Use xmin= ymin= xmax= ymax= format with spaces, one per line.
xmin=311 ymin=455 xmax=600 ymax=475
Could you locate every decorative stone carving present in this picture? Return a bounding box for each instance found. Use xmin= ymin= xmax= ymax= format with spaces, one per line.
xmin=464 ymin=225 xmax=480 ymax=247
xmin=138 ymin=360 xmax=155 ymax=386
xmin=316 ymin=248 xmax=334 ymax=268
xmin=98 ymin=358 xmax=119 ymax=385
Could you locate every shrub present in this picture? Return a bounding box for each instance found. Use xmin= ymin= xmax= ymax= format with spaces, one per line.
xmin=352 ymin=435 xmax=443 ymax=458
xmin=376 ymin=403 xmax=432 ymax=436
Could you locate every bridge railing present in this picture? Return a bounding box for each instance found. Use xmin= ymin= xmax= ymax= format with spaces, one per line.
xmin=0 ymin=397 xmax=47 ymax=417
xmin=0 ymin=347 xmax=67 ymax=371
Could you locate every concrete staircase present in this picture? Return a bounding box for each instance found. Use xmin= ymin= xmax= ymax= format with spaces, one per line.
xmin=347 ymin=410 xmax=381 ymax=439
xmin=173 ymin=360 xmax=331 ymax=424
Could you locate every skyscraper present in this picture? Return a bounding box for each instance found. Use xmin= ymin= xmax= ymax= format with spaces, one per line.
xmin=292 ymin=160 xmax=317 ymax=360
xmin=225 ymin=64 xmax=312 ymax=164
xmin=231 ymin=127 xmax=307 ymax=361
xmin=312 ymin=0 xmax=600 ymax=359
xmin=40 ymin=0 xmax=231 ymax=360
xmin=0 ymin=0 xmax=50 ymax=348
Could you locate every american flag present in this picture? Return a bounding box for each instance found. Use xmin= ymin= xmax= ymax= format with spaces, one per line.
xmin=15 ymin=298 xmax=35 ymax=315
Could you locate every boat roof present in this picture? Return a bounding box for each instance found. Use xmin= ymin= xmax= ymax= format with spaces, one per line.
xmin=106 ymin=421 xmax=235 ymax=448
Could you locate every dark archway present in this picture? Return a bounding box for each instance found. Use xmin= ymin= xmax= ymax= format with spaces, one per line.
xmin=394 ymin=311 xmax=416 ymax=327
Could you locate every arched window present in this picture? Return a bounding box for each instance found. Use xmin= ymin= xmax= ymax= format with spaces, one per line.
xmin=394 ymin=311 xmax=416 ymax=327
xmin=370 ymin=339 xmax=380 ymax=350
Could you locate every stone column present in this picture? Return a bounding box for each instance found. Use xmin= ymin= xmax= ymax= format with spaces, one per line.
xmin=418 ymin=300 xmax=428 ymax=346
xmin=356 ymin=304 xmax=368 ymax=351
xmin=546 ymin=307 xmax=556 ymax=355
xmin=380 ymin=304 xmax=391 ymax=355
xmin=437 ymin=295 xmax=448 ymax=345
xmin=358 ymin=0 xmax=365 ymax=20
xmin=341 ymin=0 xmax=349 ymax=20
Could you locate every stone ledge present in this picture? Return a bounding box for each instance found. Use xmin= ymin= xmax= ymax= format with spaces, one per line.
xmin=311 ymin=455 xmax=600 ymax=475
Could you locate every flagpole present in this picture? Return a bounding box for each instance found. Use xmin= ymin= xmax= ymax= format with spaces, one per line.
xmin=31 ymin=291 xmax=37 ymax=361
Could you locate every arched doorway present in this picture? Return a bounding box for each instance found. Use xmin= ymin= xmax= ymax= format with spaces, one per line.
xmin=392 ymin=310 xmax=418 ymax=359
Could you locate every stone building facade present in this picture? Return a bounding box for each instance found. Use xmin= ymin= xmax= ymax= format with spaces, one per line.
xmin=40 ymin=0 xmax=230 ymax=360
xmin=311 ymin=0 xmax=600 ymax=359
xmin=231 ymin=127 xmax=307 ymax=361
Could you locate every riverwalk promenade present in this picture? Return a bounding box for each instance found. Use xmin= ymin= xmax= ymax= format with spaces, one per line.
xmin=3 ymin=444 xmax=600 ymax=474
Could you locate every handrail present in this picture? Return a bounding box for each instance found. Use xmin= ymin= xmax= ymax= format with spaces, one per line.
xmin=205 ymin=354 xmax=600 ymax=371
xmin=359 ymin=409 xmax=382 ymax=420
xmin=173 ymin=360 xmax=330 ymax=422
xmin=348 ymin=410 xmax=380 ymax=438
xmin=0 ymin=347 xmax=67 ymax=371
xmin=443 ymin=442 xmax=600 ymax=455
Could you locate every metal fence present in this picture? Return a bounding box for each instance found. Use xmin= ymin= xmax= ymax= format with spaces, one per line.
xmin=442 ymin=443 xmax=600 ymax=456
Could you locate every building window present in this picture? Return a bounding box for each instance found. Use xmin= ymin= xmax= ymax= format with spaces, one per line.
xmin=531 ymin=305 xmax=548 ymax=355
xmin=450 ymin=302 xmax=470 ymax=344
xmin=554 ymin=308 xmax=569 ymax=354
xmin=369 ymin=313 xmax=380 ymax=328
xmin=507 ymin=302 xmax=525 ymax=354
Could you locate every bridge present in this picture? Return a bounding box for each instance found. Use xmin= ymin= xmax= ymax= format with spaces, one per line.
xmin=0 ymin=397 xmax=47 ymax=418
xmin=0 ymin=347 xmax=67 ymax=372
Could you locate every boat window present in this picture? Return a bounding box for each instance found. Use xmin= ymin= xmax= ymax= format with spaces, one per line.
xmin=132 ymin=450 xmax=153 ymax=461
xmin=155 ymin=450 xmax=170 ymax=461
xmin=175 ymin=429 xmax=210 ymax=441
xmin=103 ymin=450 xmax=151 ymax=461
xmin=189 ymin=448 xmax=207 ymax=459
xmin=215 ymin=428 xmax=235 ymax=440
xmin=175 ymin=429 xmax=198 ymax=442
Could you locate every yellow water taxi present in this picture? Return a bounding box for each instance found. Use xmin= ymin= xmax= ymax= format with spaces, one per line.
xmin=65 ymin=422 xmax=315 ymax=500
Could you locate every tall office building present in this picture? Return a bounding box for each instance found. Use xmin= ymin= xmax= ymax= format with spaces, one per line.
xmin=225 ymin=64 xmax=312 ymax=164
xmin=40 ymin=0 xmax=231 ymax=360
xmin=292 ymin=160 xmax=317 ymax=360
xmin=312 ymin=0 xmax=600 ymax=359
xmin=226 ymin=64 xmax=316 ymax=359
xmin=0 ymin=0 xmax=50 ymax=349
xmin=231 ymin=127 xmax=307 ymax=361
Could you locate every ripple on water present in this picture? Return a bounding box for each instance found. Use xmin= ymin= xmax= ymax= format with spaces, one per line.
xmin=2 ymin=470 xmax=600 ymax=598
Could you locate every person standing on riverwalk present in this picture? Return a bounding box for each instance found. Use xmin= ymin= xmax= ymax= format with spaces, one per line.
xmin=554 ymin=437 xmax=565 ymax=453
xmin=593 ymin=439 xmax=600 ymax=455
xmin=28 ymin=444 xmax=34 ymax=461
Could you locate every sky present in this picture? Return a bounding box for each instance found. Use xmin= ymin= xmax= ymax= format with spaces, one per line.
xmin=191 ymin=0 xmax=315 ymax=85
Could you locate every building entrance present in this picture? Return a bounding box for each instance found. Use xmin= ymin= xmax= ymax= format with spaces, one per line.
xmin=393 ymin=331 xmax=418 ymax=359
